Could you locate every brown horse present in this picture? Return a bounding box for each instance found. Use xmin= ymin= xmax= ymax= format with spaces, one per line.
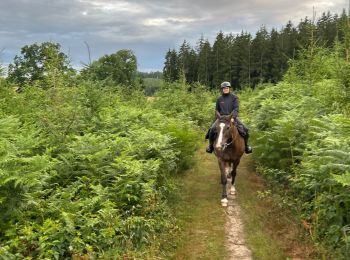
xmin=213 ymin=113 xmax=245 ymax=207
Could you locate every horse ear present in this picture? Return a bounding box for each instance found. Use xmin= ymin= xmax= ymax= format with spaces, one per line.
xmin=229 ymin=114 xmax=234 ymax=124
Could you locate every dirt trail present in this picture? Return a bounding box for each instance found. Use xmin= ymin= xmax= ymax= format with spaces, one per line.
xmin=225 ymin=156 xmax=252 ymax=259
xmin=172 ymin=146 xmax=253 ymax=259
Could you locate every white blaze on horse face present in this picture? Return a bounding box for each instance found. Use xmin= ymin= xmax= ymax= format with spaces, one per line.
xmin=216 ymin=123 xmax=226 ymax=149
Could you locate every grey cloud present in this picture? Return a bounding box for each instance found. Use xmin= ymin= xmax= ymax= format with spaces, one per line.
xmin=0 ymin=0 xmax=348 ymax=70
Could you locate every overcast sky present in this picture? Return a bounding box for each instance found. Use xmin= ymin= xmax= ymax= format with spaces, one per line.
xmin=0 ymin=0 xmax=348 ymax=72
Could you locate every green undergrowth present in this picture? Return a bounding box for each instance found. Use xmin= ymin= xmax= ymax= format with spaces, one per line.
xmin=239 ymin=45 xmax=350 ymax=258
xmin=0 ymin=82 xmax=213 ymax=258
xmin=236 ymin=157 xmax=317 ymax=259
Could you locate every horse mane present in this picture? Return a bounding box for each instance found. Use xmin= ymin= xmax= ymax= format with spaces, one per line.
xmin=216 ymin=111 xmax=233 ymax=123
xmin=217 ymin=114 xmax=234 ymax=126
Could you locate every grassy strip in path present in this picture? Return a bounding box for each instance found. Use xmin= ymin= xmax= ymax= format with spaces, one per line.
xmin=235 ymin=156 xmax=317 ymax=259
xmin=169 ymin=144 xmax=226 ymax=259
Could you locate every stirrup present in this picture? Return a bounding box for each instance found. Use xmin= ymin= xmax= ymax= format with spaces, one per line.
xmin=206 ymin=144 xmax=214 ymax=153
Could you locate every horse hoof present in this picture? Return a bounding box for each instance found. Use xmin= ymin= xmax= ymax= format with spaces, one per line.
xmin=230 ymin=186 xmax=236 ymax=195
xmin=221 ymin=198 xmax=228 ymax=207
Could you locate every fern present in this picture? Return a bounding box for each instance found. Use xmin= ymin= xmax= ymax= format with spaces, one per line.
xmin=332 ymin=172 xmax=350 ymax=187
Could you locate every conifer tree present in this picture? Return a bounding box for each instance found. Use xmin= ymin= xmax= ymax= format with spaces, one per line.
xmin=178 ymin=40 xmax=198 ymax=83
xmin=337 ymin=9 xmax=348 ymax=43
xmin=196 ymin=36 xmax=212 ymax=86
xmin=211 ymin=31 xmax=230 ymax=88
xmin=339 ymin=9 xmax=350 ymax=62
xmin=281 ymin=21 xmax=298 ymax=60
xmin=251 ymin=26 xmax=269 ymax=85
xmin=225 ymin=33 xmax=236 ymax=87
xmin=163 ymin=49 xmax=173 ymax=82
xmin=316 ymin=11 xmax=337 ymax=47
xmin=163 ymin=49 xmax=179 ymax=82
xmin=267 ymin=28 xmax=283 ymax=83
xmin=187 ymin=48 xmax=198 ymax=83
xmin=235 ymin=32 xmax=252 ymax=88
xmin=178 ymin=40 xmax=191 ymax=81
xmin=297 ymin=17 xmax=314 ymax=48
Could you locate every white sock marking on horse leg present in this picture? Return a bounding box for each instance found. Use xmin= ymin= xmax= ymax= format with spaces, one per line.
xmin=216 ymin=123 xmax=225 ymax=148
xmin=230 ymin=186 xmax=236 ymax=195
xmin=221 ymin=198 xmax=228 ymax=207
xmin=229 ymin=163 xmax=233 ymax=174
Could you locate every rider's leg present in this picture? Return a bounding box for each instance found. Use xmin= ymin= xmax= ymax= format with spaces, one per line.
xmin=206 ymin=121 xmax=217 ymax=153
xmin=243 ymin=130 xmax=253 ymax=154
xmin=235 ymin=118 xmax=252 ymax=154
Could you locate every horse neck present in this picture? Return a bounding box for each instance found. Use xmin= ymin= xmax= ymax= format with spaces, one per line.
xmin=229 ymin=123 xmax=245 ymax=154
xmin=230 ymin=123 xmax=239 ymax=141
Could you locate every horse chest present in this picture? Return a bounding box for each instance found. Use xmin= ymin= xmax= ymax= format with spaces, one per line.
xmin=215 ymin=148 xmax=241 ymax=162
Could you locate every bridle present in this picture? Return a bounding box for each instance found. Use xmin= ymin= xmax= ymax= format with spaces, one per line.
xmin=221 ymin=119 xmax=238 ymax=151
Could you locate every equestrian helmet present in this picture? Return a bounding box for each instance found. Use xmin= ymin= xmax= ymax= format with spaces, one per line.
xmin=220 ymin=81 xmax=231 ymax=89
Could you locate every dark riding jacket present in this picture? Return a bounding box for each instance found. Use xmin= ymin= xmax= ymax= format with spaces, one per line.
xmin=215 ymin=93 xmax=239 ymax=118
xmin=210 ymin=93 xmax=248 ymax=139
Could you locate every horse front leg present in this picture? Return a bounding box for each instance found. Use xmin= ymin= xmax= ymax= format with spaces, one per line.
xmin=230 ymin=160 xmax=240 ymax=195
xmin=218 ymin=160 xmax=228 ymax=206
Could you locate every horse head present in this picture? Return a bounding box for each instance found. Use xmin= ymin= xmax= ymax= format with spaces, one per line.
xmin=214 ymin=114 xmax=236 ymax=151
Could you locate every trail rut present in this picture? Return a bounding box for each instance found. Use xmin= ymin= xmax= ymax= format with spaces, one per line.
xmin=224 ymin=156 xmax=252 ymax=260
xmin=172 ymin=147 xmax=253 ymax=259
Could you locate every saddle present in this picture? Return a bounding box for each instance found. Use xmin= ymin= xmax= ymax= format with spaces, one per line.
xmin=235 ymin=124 xmax=246 ymax=138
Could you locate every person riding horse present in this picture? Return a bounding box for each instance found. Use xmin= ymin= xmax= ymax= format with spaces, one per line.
xmin=206 ymin=81 xmax=252 ymax=154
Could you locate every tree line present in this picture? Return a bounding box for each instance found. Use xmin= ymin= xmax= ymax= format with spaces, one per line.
xmin=5 ymin=42 xmax=164 ymax=94
xmin=163 ymin=10 xmax=350 ymax=89
xmin=5 ymin=42 xmax=140 ymax=90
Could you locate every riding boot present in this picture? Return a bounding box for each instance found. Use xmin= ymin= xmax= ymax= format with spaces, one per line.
xmin=244 ymin=136 xmax=253 ymax=154
xmin=206 ymin=132 xmax=215 ymax=153
xmin=206 ymin=123 xmax=216 ymax=153
xmin=206 ymin=139 xmax=214 ymax=153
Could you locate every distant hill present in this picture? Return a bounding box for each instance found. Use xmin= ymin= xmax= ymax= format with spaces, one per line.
xmin=137 ymin=71 xmax=163 ymax=79
xmin=143 ymin=77 xmax=163 ymax=96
